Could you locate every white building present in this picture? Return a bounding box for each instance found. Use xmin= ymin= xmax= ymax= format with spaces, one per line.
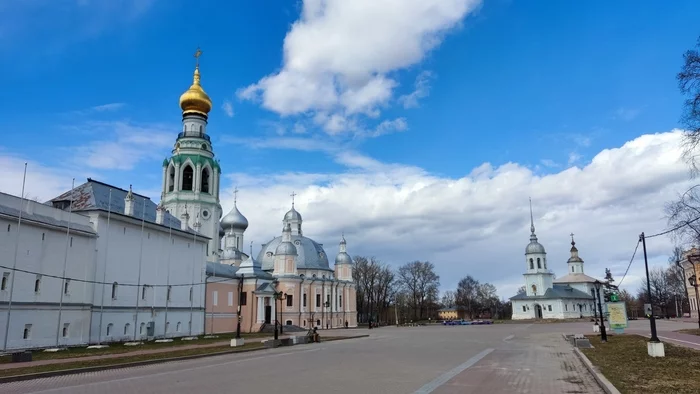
xmin=0 ymin=192 xmax=98 ymax=350
xmin=510 ymin=205 xmax=602 ymax=320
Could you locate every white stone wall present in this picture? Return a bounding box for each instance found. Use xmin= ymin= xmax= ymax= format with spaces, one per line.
xmin=86 ymin=212 xmax=207 ymax=343
xmin=512 ymin=297 xmax=598 ymax=320
xmin=0 ymin=193 xmax=98 ymax=350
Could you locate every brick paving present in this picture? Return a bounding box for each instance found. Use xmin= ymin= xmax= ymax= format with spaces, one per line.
xmin=429 ymin=333 xmax=604 ymax=394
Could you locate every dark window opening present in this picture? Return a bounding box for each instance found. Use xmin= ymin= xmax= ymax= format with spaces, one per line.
xmin=168 ymin=166 xmax=175 ymax=192
xmin=240 ymin=291 xmax=247 ymax=306
xmin=201 ymin=168 xmax=210 ymax=193
xmin=286 ymin=295 xmax=293 ymax=307
xmin=316 ymin=294 xmax=321 ymax=308
xmin=182 ymin=165 xmax=194 ymax=191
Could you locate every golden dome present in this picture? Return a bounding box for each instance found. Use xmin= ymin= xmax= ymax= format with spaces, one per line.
xmin=179 ymin=66 xmax=212 ymax=116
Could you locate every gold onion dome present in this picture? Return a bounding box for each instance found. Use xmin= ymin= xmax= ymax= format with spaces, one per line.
xmin=179 ymin=65 xmax=212 ymax=116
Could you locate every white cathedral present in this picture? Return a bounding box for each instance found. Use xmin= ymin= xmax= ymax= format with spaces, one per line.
xmin=0 ymin=52 xmax=355 ymax=351
xmin=510 ymin=206 xmax=603 ymax=320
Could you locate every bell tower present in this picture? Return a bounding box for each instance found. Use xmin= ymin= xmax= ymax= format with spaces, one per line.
xmin=161 ymin=48 xmax=222 ymax=262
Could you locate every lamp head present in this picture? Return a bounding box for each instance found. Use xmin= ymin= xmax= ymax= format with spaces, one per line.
xmin=690 ymin=275 xmax=697 ymax=287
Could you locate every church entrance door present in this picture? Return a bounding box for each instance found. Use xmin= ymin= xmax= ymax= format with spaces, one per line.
xmin=534 ymin=304 xmax=543 ymax=319
xmin=264 ymin=306 xmax=272 ymax=324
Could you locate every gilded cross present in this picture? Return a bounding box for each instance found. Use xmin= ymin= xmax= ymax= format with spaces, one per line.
xmin=194 ymin=47 xmax=203 ymax=67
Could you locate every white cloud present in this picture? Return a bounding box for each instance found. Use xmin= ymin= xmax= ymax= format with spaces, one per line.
xmin=219 ymin=130 xmax=691 ymax=299
xmin=238 ymin=0 xmax=481 ymax=134
xmin=222 ymin=100 xmax=234 ymax=118
xmin=370 ymin=118 xmax=409 ymax=138
xmin=540 ymin=159 xmax=558 ymax=168
xmin=91 ymin=103 xmax=125 ymax=112
xmin=2 ymin=128 xmax=690 ymax=301
xmin=66 ymin=121 xmax=174 ymax=170
xmin=399 ymin=71 xmax=433 ymax=109
xmin=568 ymin=152 xmax=582 ymax=165
xmin=615 ymin=107 xmax=641 ymax=122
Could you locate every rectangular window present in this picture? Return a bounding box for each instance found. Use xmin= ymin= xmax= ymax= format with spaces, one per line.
xmin=167 ymin=286 xmax=172 ymax=301
xmin=212 ymin=290 xmax=218 ymax=306
xmin=565 ymin=304 xmax=568 ymax=311
xmin=240 ymin=291 xmax=247 ymax=306
xmin=62 ymin=323 xmax=70 ymax=338
xmin=34 ymin=275 xmax=41 ymax=293
xmin=286 ymin=295 xmax=293 ymax=307
xmin=189 ymin=287 xmax=193 ymax=302
xmin=228 ymin=292 xmax=233 ymax=306
xmin=64 ymin=279 xmax=70 ymax=295
xmin=1 ymin=272 xmax=9 ymax=290
xmin=548 ymin=305 xmax=552 ymax=311
xmin=142 ymin=285 xmax=147 ymax=300
xmin=326 ymin=294 xmax=330 ymax=306
xmin=112 ymin=283 xmax=118 ymax=299
xmin=316 ymin=294 xmax=321 ymax=308
xmin=522 ymin=305 xmax=526 ymax=312
xmin=339 ymin=295 xmax=342 ymax=308
xmin=303 ymin=293 xmax=307 ymax=307
xmin=23 ymin=324 xmax=32 ymax=339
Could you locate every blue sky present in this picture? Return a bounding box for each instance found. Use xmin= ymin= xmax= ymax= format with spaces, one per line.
xmin=1 ymin=0 xmax=699 ymax=296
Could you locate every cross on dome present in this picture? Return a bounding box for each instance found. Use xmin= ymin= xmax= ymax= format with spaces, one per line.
xmin=233 ymin=186 xmax=239 ymax=205
xmin=290 ymin=191 xmax=297 ymax=207
xmin=194 ymin=47 xmax=202 ymax=67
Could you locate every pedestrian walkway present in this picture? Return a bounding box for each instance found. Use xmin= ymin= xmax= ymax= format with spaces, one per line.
xmin=425 ymin=333 xmax=604 ymax=394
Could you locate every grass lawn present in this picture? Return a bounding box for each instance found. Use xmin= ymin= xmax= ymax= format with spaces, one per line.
xmin=677 ymin=328 xmax=700 ymax=336
xmin=0 ymin=332 xmax=271 ymax=364
xmin=0 ymin=342 xmax=265 ymax=378
xmin=582 ymin=335 xmax=700 ymax=394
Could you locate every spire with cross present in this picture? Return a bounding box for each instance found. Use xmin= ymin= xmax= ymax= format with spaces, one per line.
xmin=194 ymin=47 xmax=202 ymax=68
xmin=570 ymin=232 xmax=575 ymax=245
xmin=290 ymin=191 xmax=297 ymax=208
xmin=233 ymin=186 xmax=239 ymax=205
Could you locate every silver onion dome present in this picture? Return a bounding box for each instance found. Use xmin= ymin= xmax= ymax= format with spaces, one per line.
xmin=221 ymin=203 xmax=248 ymax=230
xmin=284 ymin=206 xmax=302 ymax=222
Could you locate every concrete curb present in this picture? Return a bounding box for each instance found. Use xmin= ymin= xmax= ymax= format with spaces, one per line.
xmin=573 ymin=347 xmax=621 ymax=394
xmin=0 ymin=335 xmax=369 ymax=384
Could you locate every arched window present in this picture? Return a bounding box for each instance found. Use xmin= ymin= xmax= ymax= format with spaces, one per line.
xmin=165 ymin=322 xmax=170 ymax=333
xmin=34 ymin=277 xmax=41 ymax=293
xmin=112 ymin=282 xmax=118 ymax=299
xmin=537 ymin=258 xmax=541 ymax=269
xmin=182 ymin=165 xmax=194 ymax=191
xmin=7 ymin=224 xmax=10 ymax=232
xmin=1 ymin=275 xmax=7 ymax=290
xmin=544 ymin=258 xmax=547 ymax=269
xmin=62 ymin=324 xmax=69 ymax=338
xmin=177 ymin=322 xmax=182 ymax=332
xmin=201 ymin=168 xmax=210 ymax=193
xmin=316 ymin=319 xmax=321 ymax=326
xmin=168 ymin=166 xmax=175 ymax=192
xmin=199 ymin=125 xmax=203 ymax=133
xmin=107 ymin=323 xmax=113 ymax=336
xmin=140 ymin=322 xmax=145 ymax=334
xmin=286 ymin=320 xmax=292 ymax=326
xmin=124 ymin=323 xmax=131 ymax=335
xmin=572 ymin=266 xmax=575 ymax=272
xmin=529 ymin=258 xmax=534 ymax=270
xmin=531 ymin=284 xmax=537 ymax=295
xmin=303 ymin=320 xmax=306 ymax=327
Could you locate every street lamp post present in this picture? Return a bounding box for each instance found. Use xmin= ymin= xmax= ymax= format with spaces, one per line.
xmin=591 ymin=289 xmax=598 ymax=327
xmin=594 ymin=280 xmax=608 ymax=342
xmin=273 ymin=291 xmax=287 ymax=340
xmin=235 ymin=274 xmax=244 ymax=339
xmin=640 ymin=233 xmax=661 ymax=343
xmin=689 ymin=275 xmax=700 ymax=329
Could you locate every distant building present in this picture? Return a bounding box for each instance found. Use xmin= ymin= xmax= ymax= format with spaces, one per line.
xmin=680 ymin=247 xmax=700 ymax=319
xmin=438 ymin=308 xmax=465 ymax=321
xmin=509 ymin=203 xmax=601 ymax=320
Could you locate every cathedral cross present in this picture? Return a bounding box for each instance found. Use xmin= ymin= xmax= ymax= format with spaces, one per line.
xmin=233 ymin=186 xmax=239 ymax=204
xmin=290 ymin=191 xmax=297 ymax=207
xmin=194 ymin=47 xmax=203 ymax=67
xmin=570 ymin=232 xmax=575 ymax=241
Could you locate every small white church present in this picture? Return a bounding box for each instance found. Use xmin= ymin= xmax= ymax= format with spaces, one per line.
xmin=510 ymin=206 xmax=602 ymax=320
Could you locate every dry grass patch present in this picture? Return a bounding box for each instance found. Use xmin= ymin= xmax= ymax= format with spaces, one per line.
xmin=582 ymin=334 xmax=700 ymax=394
xmin=677 ymin=328 xmax=700 ymax=336
xmin=0 ymin=342 xmax=264 ymax=378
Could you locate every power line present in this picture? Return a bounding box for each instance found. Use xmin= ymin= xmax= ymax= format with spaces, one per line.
xmin=645 ymin=216 xmax=700 ymax=238
xmin=0 ymin=264 xmax=235 ymax=288
xmin=616 ymin=239 xmax=641 ymax=288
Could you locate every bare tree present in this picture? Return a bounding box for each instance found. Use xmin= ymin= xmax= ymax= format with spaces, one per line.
xmin=678 ymin=36 xmax=700 ymax=173
xmin=638 ymin=266 xmax=673 ymax=317
xmin=397 ymin=261 xmax=440 ymax=320
xmin=665 ymin=185 xmax=700 ymax=245
xmin=455 ymin=275 xmax=480 ymax=319
xmin=516 ymin=286 xmax=526 ymax=296
xmin=441 ymin=290 xmax=456 ymax=308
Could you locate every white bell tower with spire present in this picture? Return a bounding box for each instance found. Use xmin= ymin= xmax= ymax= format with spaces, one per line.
xmin=523 ymin=198 xmax=554 ymax=297
xmin=161 ymin=48 xmax=222 ymax=262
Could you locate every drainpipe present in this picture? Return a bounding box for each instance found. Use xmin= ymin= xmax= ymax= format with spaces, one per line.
xmin=249 ymin=278 xmax=258 ymax=332
xmin=298 ymin=275 xmax=305 ymax=327
xmin=204 ymin=272 xmax=210 ymax=335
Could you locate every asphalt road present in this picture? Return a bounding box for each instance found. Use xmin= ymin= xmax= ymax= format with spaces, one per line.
xmin=5 ymin=320 xmax=691 ymax=394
